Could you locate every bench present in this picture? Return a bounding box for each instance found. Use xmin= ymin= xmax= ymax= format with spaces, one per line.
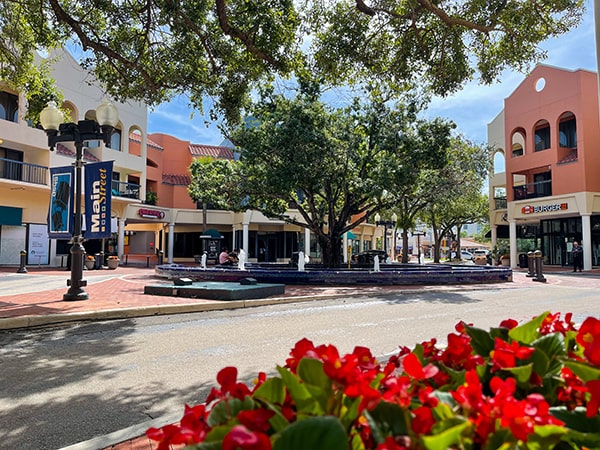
xmin=122 ymin=254 xmax=154 ymax=267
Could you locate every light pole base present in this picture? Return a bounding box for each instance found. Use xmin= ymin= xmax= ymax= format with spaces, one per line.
xmin=63 ymin=289 xmax=89 ymax=301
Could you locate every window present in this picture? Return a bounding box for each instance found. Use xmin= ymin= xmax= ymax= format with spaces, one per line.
xmin=110 ymin=129 xmax=122 ymax=151
xmin=559 ymin=116 xmax=577 ymax=148
xmin=0 ymin=91 xmax=18 ymax=123
xmin=512 ymin=144 xmax=524 ymax=157
xmin=534 ymin=121 xmax=550 ymax=151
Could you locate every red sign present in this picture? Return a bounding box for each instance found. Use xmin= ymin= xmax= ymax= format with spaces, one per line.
xmin=138 ymin=208 xmax=165 ymax=219
xmin=521 ymin=203 xmax=568 ymax=215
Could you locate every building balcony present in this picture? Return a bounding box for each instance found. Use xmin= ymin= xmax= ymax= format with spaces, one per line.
xmin=111 ymin=180 xmax=140 ymax=200
xmin=513 ymin=179 xmax=552 ymax=200
xmin=0 ymin=158 xmax=48 ymax=185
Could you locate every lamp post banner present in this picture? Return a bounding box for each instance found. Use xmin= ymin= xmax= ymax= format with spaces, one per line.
xmin=48 ymin=166 xmax=75 ymax=239
xmin=84 ymin=161 xmax=113 ymax=239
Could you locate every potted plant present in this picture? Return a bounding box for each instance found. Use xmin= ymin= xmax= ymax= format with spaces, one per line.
xmin=145 ymin=190 xmax=158 ymax=205
xmin=492 ymin=244 xmax=510 ymax=266
xmin=106 ymin=255 xmax=120 ymax=269
xmin=84 ymin=255 xmax=96 ymax=270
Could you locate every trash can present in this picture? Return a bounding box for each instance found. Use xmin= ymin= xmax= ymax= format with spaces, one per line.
xmin=518 ymin=253 xmax=528 ymax=268
xmin=94 ymin=253 xmax=103 ymax=269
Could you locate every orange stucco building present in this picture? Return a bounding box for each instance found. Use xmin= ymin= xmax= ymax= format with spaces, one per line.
xmin=488 ymin=65 xmax=600 ymax=270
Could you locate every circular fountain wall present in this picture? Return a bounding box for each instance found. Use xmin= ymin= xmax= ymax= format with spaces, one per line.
xmin=155 ymin=263 xmax=512 ymax=285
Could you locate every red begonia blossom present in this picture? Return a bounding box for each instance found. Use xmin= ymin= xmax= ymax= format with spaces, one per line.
xmin=586 ymin=379 xmax=600 ymax=418
xmin=490 ymin=337 xmax=535 ymax=372
xmin=576 ymin=317 xmax=600 ymax=366
xmin=222 ymin=425 xmax=272 ymax=450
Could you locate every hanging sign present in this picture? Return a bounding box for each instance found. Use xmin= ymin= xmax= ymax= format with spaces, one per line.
xmin=84 ymin=161 xmax=113 ymax=239
xmin=48 ymin=166 xmax=74 ymax=238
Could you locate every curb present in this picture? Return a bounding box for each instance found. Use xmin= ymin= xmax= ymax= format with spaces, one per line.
xmin=60 ymin=412 xmax=182 ymax=450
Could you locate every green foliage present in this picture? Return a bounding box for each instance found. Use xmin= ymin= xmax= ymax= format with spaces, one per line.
xmin=1 ymin=0 xmax=585 ymax=129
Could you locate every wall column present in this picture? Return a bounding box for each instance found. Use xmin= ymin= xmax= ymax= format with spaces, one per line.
xmin=168 ymin=223 xmax=175 ymax=263
xmin=509 ymin=220 xmax=517 ymax=269
xmin=304 ymin=228 xmax=310 ymax=256
xmin=118 ymin=218 xmax=126 ymax=260
xmin=243 ymin=223 xmax=249 ymax=254
xmin=582 ymin=213 xmax=592 ymax=271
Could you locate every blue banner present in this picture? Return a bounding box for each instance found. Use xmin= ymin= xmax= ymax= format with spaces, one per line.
xmin=48 ymin=166 xmax=74 ymax=239
xmin=84 ymin=161 xmax=113 ymax=239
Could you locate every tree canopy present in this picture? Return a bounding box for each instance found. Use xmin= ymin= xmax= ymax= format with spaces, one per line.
xmin=0 ymin=0 xmax=585 ymax=125
xmin=188 ymin=84 xmax=455 ymax=267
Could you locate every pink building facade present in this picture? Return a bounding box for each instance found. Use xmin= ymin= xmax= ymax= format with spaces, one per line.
xmin=488 ymin=65 xmax=600 ymax=270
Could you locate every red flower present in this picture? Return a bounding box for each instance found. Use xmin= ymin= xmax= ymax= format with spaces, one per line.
xmin=238 ymin=409 xmax=275 ymax=433
xmin=539 ymin=312 xmax=576 ymax=335
xmin=206 ymin=366 xmax=251 ymax=403
xmin=375 ymin=436 xmax=410 ymax=450
xmin=576 ymin=317 xmax=600 ymax=366
xmin=402 ymin=353 xmax=439 ymax=380
xmin=146 ymin=404 xmax=209 ymax=449
xmin=222 ymin=425 xmax=272 ymax=450
xmin=499 ymin=318 xmax=518 ymax=329
xmin=490 ymin=338 xmax=535 ymax=372
xmin=411 ymin=406 xmax=436 ymax=434
xmin=586 ymin=379 xmax=600 ymax=418
xmin=557 ymin=367 xmax=587 ymax=410
xmin=285 ymin=338 xmax=318 ymax=371
xmin=441 ymin=333 xmax=483 ymax=371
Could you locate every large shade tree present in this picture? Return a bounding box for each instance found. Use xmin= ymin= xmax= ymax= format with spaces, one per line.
xmin=188 ymin=83 xmax=454 ymax=267
xmin=0 ymin=0 xmax=585 ymax=122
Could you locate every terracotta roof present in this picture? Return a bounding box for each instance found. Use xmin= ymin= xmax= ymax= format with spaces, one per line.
xmin=162 ymin=173 xmax=191 ymax=185
xmin=56 ymin=143 xmax=101 ymax=162
xmin=189 ymin=144 xmax=234 ymax=160
xmin=129 ymin=132 xmax=163 ymax=150
xmin=558 ymin=149 xmax=578 ymax=165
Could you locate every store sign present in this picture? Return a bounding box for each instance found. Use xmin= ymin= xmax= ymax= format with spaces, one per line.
xmin=138 ymin=208 xmax=165 ymax=219
xmin=521 ymin=203 xmax=568 ymax=214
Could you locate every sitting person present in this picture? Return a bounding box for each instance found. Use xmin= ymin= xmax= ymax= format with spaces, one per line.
xmin=219 ymin=247 xmax=232 ymax=265
xmin=229 ymin=249 xmax=239 ymax=265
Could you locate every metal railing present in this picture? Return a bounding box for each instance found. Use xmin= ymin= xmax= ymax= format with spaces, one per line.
xmin=513 ymin=179 xmax=552 ymax=200
xmin=111 ymin=180 xmax=140 ymax=199
xmin=0 ymin=157 xmax=48 ymax=185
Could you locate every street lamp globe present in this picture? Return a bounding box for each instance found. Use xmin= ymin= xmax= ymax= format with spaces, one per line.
xmin=39 ymin=101 xmax=64 ymax=134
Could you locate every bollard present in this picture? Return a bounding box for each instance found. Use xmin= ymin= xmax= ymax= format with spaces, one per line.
xmin=526 ymin=251 xmax=535 ymax=277
xmin=533 ymin=250 xmax=546 ymax=283
xmin=17 ymin=250 xmax=27 ymax=273
xmin=158 ymin=250 xmax=164 ymax=265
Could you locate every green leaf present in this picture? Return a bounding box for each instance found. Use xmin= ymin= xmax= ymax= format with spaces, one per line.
xmin=509 ymin=312 xmax=548 ymax=344
xmin=206 ymin=397 xmax=254 ymax=427
xmin=550 ymin=406 xmax=600 ymax=433
xmin=463 ymin=324 xmax=495 ymax=356
xmin=365 ymin=402 xmax=409 ymax=443
xmin=504 ymin=363 xmax=533 ymax=385
xmin=422 ymin=421 xmax=470 ymax=450
xmin=277 ymin=365 xmax=323 ymax=415
xmin=563 ymin=360 xmax=600 ymax=383
xmin=253 ymin=377 xmax=286 ymax=404
xmin=531 ymin=333 xmax=566 ymax=376
xmin=272 ymin=416 xmax=348 ymax=450
xmin=525 ymin=424 xmax=567 ymax=450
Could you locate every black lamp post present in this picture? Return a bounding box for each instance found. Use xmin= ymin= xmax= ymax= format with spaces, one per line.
xmin=40 ymin=99 xmax=119 ymax=301
xmin=411 ymin=229 xmax=426 ymax=264
xmin=374 ymin=213 xmax=397 ymax=261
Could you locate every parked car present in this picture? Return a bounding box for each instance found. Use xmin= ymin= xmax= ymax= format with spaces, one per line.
xmin=356 ymin=250 xmax=388 ymax=264
xmin=452 ymin=250 xmax=473 ymax=260
xmin=472 ymin=249 xmax=491 ymax=260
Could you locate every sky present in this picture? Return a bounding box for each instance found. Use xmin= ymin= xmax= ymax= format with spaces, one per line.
xmin=147 ymin=1 xmax=598 ymax=147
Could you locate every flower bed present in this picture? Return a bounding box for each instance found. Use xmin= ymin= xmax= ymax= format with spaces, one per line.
xmin=148 ymin=312 xmax=600 ymax=449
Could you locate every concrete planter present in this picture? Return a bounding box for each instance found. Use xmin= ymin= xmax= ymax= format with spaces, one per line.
xmin=84 ymin=260 xmax=95 ymax=270
xmin=107 ymin=259 xmax=120 ymax=269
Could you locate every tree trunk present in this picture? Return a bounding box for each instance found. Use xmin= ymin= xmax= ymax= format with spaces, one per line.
xmin=318 ymin=235 xmax=343 ymax=268
xmin=401 ymin=230 xmax=410 ymax=263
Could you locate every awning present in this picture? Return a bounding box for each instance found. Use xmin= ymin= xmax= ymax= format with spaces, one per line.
xmin=0 ymin=206 xmax=22 ymax=226
xmin=200 ymin=228 xmax=223 ymax=238
xmin=485 ymin=225 xmax=509 ymax=239
xmin=345 ymin=231 xmax=357 ymax=240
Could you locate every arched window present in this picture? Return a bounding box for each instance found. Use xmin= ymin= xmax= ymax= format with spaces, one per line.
xmin=558 ymin=112 xmax=576 ymax=148
xmin=534 ymin=120 xmax=550 ymax=151
xmin=511 ymin=129 xmax=526 ymax=157
xmin=0 ymin=91 xmax=18 ymax=123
